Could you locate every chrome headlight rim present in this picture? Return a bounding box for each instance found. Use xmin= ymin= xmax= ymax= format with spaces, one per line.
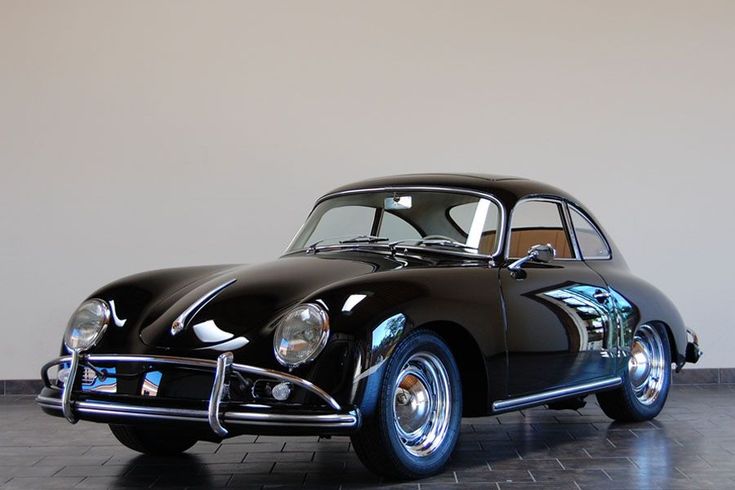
xmin=63 ymin=298 xmax=111 ymax=353
xmin=273 ymin=303 xmax=330 ymax=368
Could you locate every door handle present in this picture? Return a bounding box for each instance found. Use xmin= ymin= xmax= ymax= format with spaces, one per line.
xmin=593 ymin=289 xmax=610 ymax=303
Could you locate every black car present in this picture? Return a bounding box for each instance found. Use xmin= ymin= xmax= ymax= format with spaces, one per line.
xmin=37 ymin=173 xmax=702 ymax=479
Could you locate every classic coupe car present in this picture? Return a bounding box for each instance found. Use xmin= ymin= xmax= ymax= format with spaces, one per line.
xmin=37 ymin=174 xmax=701 ymax=479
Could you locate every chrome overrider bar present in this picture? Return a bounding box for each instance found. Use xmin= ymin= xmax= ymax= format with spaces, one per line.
xmin=61 ymin=350 xmax=81 ymax=423
xmin=209 ymin=352 xmax=233 ymax=436
xmin=37 ymin=352 xmax=360 ymax=436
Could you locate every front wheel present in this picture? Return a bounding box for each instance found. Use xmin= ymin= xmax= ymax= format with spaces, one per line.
xmin=597 ymin=323 xmax=672 ymax=422
xmin=109 ymin=425 xmax=198 ymax=455
xmin=351 ymin=330 xmax=462 ymax=480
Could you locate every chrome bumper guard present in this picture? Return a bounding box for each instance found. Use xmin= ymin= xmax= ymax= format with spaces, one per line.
xmin=685 ymin=328 xmax=703 ymax=363
xmin=37 ymin=352 xmax=359 ymax=436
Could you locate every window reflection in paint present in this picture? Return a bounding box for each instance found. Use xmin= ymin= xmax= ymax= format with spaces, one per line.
xmin=537 ymin=285 xmax=611 ymax=352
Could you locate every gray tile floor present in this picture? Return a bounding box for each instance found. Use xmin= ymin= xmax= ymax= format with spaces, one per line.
xmin=2 ymin=385 xmax=735 ymax=489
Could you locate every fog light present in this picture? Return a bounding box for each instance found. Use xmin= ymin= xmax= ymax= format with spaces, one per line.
xmin=271 ymin=382 xmax=292 ymax=401
xmin=57 ymin=368 xmax=70 ymax=386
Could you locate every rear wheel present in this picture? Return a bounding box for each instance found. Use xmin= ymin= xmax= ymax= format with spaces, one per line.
xmin=351 ymin=330 xmax=462 ymax=480
xmin=597 ymin=323 xmax=671 ymax=422
xmin=109 ymin=425 xmax=198 ymax=455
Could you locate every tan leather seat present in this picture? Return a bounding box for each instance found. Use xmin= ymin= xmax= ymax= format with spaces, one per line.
xmin=478 ymin=228 xmax=573 ymax=257
xmin=509 ymin=228 xmax=572 ymax=258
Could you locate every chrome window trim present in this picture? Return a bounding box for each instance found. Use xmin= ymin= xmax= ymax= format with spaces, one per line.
xmin=567 ymin=203 xmax=613 ymax=261
xmin=492 ymin=377 xmax=622 ymax=413
xmin=562 ymin=201 xmax=582 ymax=260
xmin=287 ymin=186 xmax=507 ymax=258
xmin=505 ymin=196 xmax=580 ymax=261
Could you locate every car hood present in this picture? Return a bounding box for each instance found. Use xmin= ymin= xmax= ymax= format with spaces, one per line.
xmin=135 ymin=251 xmax=411 ymax=353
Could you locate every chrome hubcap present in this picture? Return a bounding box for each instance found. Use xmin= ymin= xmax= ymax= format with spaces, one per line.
xmin=392 ymin=352 xmax=451 ymax=457
xmin=628 ymin=324 xmax=666 ymax=405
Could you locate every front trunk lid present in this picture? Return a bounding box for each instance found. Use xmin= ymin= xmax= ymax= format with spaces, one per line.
xmin=137 ymin=252 xmax=408 ymax=354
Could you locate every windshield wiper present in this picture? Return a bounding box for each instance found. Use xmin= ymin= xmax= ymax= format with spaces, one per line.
xmin=390 ymin=236 xmax=476 ymax=252
xmin=306 ymin=239 xmax=328 ymax=254
xmin=339 ymin=235 xmax=389 ymax=244
xmin=306 ymin=235 xmax=388 ymax=254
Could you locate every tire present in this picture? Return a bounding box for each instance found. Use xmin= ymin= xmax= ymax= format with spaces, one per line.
xmin=109 ymin=424 xmax=198 ymax=455
xmin=596 ymin=323 xmax=672 ymax=422
xmin=351 ymin=330 xmax=462 ymax=480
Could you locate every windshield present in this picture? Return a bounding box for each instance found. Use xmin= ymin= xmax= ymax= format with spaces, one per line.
xmin=288 ymin=190 xmax=502 ymax=255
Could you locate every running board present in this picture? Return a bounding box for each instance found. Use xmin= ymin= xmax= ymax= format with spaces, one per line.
xmin=492 ymin=377 xmax=622 ymax=413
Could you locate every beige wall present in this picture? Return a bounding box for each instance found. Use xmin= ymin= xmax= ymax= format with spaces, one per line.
xmin=1 ymin=1 xmax=733 ymax=379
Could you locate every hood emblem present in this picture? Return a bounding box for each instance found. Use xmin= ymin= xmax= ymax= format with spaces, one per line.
xmin=170 ymin=279 xmax=237 ymax=336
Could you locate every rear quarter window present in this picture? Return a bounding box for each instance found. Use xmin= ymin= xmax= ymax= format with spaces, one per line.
xmin=569 ymin=207 xmax=611 ymax=259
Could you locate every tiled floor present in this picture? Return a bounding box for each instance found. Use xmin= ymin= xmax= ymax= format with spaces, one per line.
xmin=2 ymin=385 xmax=735 ymax=489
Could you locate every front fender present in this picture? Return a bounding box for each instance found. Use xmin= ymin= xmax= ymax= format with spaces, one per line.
xmin=301 ymin=266 xmax=506 ymax=415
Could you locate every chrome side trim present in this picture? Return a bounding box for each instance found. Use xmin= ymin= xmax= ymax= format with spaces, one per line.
xmin=302 ymin=186 xmax=507 ymax=258
xmin=492 ymin=377 xmax=622 ymax=413
xmin=209 ymin=352 xmax=233 ymax=436
xmin=171 ymin=279 xmax=236 ymax=335
xmin=42 ymin=353 xmax=342 ymax=411
xmin=61 ymin=350 xmax=80 ymax=424
xmin=36 ymin=395 xmax=359 ymax=429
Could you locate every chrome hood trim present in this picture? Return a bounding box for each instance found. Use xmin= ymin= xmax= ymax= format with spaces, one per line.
xmin=170 ymin=279 xmax=236 ymax=336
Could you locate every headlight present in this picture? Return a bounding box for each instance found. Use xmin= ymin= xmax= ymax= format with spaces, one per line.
xmin=64 ymin=299 xmax=111 ymax=352
xmin=273 ymin=303 xmax=330 ymax=367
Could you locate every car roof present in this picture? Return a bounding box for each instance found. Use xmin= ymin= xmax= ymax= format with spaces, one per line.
xmin=318 ymin=173 xmax=624 ymax=265
xmin=322 ymin=173 xmax=579 ymax=206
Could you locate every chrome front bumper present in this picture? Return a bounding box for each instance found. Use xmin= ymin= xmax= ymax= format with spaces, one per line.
xmin=37 ymin=352 xmax=360 ymax=437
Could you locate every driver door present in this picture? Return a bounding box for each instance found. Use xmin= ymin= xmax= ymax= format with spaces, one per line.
xmin=499 ymin=199 xmax=616 ymax=399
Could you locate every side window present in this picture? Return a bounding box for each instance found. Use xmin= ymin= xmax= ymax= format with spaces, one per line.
xmin=569 ymin=207 xmax=611 ymax=259
xmin=509 ymin=201 xmax=573 ymax=259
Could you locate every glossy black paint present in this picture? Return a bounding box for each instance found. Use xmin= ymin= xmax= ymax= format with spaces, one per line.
xmin=42 ymin=174 xmax=696 ymax=432
xmin=500 ymin=261 xmax=617 ymax=398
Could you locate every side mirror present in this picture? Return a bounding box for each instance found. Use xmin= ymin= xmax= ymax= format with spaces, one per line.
xmin=530 ymin=243 xmax=555 ymax=263
xmin=508 ymin=243 xmax=556 ymax=273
